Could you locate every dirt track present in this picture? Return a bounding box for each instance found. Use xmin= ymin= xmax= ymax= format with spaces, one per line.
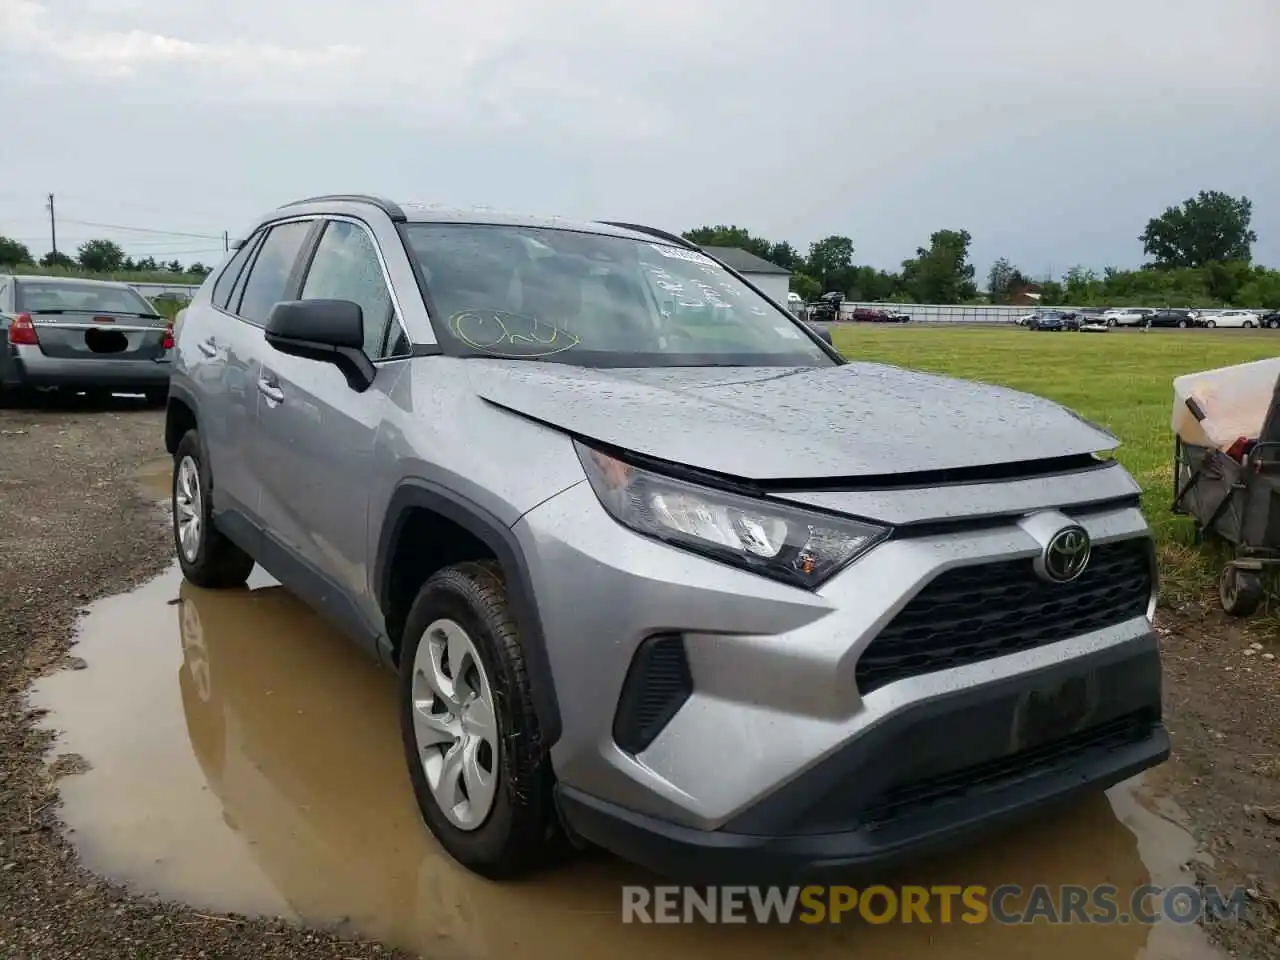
xmin=0 ymin=399 xmax=1276 ymax=958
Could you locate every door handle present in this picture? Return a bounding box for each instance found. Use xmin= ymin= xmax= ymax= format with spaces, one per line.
xmin=197 ymin=338 xmax=217 ymax=358
xmin=257 ymin=375 xmax=285 ymax=404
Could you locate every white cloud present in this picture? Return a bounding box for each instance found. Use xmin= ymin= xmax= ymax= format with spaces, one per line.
xmin=0 ymin=0 xmax=1275 ymax=271
xmin=0 ymin=0 xmax=361 ymax=80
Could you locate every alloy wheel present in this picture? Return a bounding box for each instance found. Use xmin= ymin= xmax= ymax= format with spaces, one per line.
xmin=411 ymin=618 xmax=500 ymax=830
xmin=175 ymin=456 xmax=203 ymax=563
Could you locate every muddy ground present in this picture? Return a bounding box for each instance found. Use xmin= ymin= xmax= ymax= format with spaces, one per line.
xmin=0 ymin=400 xmax=1277 ymax=959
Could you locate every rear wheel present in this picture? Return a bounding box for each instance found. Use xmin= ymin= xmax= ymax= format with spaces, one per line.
xmin=1206 ymin=319 xmax=1217 ymax=328
xmin=172 ymin=429 xmax=255 ymax=588
xmin=1269 ymin=318 xmax=1280 ymax=329
xmin=1177 ymin=319 xmax=1188 ymax=328
xmin=398 ymin=561 xmax=561 ymax=879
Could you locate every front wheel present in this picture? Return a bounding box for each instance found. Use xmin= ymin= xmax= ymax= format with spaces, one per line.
xmin=1177 ymin=320 xmax=1188 ymax=328
xmin=172 ymin=429 xmax=256 ymax=588
xmin=398 ymin=561 xmax=562 ymax=879
xmin=1206 ymin=320 xmax=1217 ymax=328
xmin=1268 ymin=319 xmax=1280 ymax=329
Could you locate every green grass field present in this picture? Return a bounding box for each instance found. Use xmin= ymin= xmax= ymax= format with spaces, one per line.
xmin=832 ymin=325 xmax=1280 ymax=603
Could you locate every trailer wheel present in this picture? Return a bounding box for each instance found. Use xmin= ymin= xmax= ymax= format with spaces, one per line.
xmin=1220 ymin=566 xmax=1264 ymax=617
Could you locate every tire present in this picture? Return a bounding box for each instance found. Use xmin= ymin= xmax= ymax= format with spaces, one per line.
xmin=398 ymin=560 xmax=561 ymax=880
xmin=1269 ymin=319 xmax=1279 ymax=329
xmin=1219 ymin=566 xmax=1263 ymax=618
xmin=1206 ymin=320 xmax=1216 ymax=328
xmin=1177 ymin=320 xmax=1188 ymax=328
xmin=172 ymin=429 xmax=255 ymax=588
xmin=1243 ymin=320 xmax=1255 ymax=328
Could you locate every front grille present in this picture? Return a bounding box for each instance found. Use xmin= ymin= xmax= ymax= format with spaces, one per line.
xmin=856 ymin=537 xmax=1153 ymax=694
xmin=612 ymin=634 xmax=693 ymax=754
xmin=860 ymin=709 xmax=1156 ymax=828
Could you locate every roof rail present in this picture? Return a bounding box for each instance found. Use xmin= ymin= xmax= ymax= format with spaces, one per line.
xmin=597 ymin=221 xmax=698 ymax=250
xmin=278 ymin=194 xmax=407 ymax=222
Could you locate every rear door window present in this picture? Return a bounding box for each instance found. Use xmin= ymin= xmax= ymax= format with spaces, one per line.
xmin=235 ymin=221 xmax=314 ymax=325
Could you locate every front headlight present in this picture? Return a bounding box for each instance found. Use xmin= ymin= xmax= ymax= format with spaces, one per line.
xmin=575 ymin=441 xmax=889 ymax=589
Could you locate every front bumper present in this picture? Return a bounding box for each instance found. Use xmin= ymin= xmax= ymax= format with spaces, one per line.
xmin=556 ymin=633 xmax=1167 ymax=883
xmin=517 ymin=473 xmax=1158 ymax=827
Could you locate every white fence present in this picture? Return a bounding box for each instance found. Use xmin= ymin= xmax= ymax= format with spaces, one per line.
xmin=830 ymin=302 xmax=1050 ymax=324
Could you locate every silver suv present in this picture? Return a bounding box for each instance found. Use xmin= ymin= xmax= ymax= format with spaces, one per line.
xmin=165 ymin=195 xmax=1167 ymax=882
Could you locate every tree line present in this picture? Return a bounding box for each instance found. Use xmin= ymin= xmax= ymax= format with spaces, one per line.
xmin=1 ymin=190 xmax=1274 ymax=308
xmin=685 ymin=190 xmax=1278 ymax=310
xmin=0 ymin=236 xmax=212 ymax=281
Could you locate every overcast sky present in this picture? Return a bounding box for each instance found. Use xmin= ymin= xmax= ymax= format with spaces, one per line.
xmin=0 ymin=0 xmax=1276 ymax=278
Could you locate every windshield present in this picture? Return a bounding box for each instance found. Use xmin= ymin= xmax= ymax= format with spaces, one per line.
xmin=15 ymin=281 xmax=158 ymax=316
xmin=401 ymin=223 xmax=834 ymax=368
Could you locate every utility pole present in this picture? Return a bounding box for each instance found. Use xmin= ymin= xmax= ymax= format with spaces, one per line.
xmin=46 ymin=193 xmax=57 ymax=258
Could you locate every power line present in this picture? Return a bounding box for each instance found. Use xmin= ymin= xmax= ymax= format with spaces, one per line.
xmin=56 ymin=217 xmax=224 ymax=241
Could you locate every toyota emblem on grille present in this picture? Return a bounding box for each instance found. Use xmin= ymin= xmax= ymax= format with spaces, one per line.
xmin=1036 ymin=525 xmax=1091 ymax=583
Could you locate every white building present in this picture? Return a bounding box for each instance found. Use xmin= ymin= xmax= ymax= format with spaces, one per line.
xmin=699 ymin=246 xmax=793 ymax=310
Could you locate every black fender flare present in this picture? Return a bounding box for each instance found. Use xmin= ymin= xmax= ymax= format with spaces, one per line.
xmin=374 ymin=479 xmax=563 ymax=748
xmin=164 ymin=381 xmax=201 ymax=455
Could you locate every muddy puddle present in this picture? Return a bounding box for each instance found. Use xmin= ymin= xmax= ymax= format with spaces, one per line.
xmin=31 ymin=560 xmax=1227 ymax=960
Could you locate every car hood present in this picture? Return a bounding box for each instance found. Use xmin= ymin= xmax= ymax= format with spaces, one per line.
xmin=467 ymin=359 xmax=1118 ymax=481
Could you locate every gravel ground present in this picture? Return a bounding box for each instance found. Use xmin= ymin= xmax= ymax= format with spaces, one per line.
xmin=0 ymin=396 xmax=411 ymax=959
xmin=0 ymin=398 xmax=1276 ymax=958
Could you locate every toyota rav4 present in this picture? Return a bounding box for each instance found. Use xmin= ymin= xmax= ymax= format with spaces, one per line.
xmin=165 ymin=195 xmax=1167 ymax=883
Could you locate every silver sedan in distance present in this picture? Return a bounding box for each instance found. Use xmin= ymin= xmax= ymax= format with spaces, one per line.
xmin=0 ymin=274 xmax=174 ymax=404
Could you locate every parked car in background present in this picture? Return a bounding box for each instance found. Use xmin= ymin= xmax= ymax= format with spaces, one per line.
xmin=1027 ymin=310 xmax=1068 ymax=331
xmin=166 ymin=195 xmax=1168 ymax=883
xmin=1202 ymin=310 xmax=1260 ymax=329
xmin=1146 ymin=309 xmax=1194 ymax=329
xmin=0 ymin=274 xmax=173 ymax=404
xmin=1080 ymin=317 xmax=1110 ymax=333
xmin=1102 ymin=308 xmax=1156 ymax=327
xmin=851 ymin=306 xmax=910 ymax=323
xmin=806 ymin=292 xmax=843 ymax=322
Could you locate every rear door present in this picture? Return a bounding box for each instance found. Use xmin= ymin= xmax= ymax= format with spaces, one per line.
xmin=196 ymin=219 xmax=318 ymax=528
xmin=13 ymin=280 xmax=170 ymax=361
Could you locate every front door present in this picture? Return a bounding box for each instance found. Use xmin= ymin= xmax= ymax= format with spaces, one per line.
xmin=252 ymin=218 xmax=412 ymax=651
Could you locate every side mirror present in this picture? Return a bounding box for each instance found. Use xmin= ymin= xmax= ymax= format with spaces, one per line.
xmin=806 ymin=322 xmax=834 ymax=345
xmin=264 ymin=299 xmax=375 ymax=392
